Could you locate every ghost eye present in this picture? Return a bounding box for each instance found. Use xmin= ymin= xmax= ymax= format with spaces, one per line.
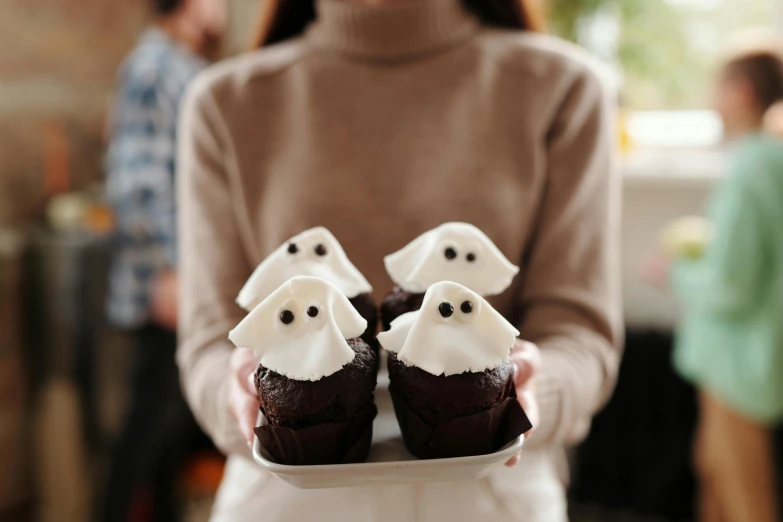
xmin=466 ymin=252 xmax=476 ymax=263
xmin=454 ymin=294 xmax=480 ymax=322
xmin=287 ymin=243 xmax=298 ymax=254
xmin=438 ymin=301 xmax=454 ymax=318
xmin=444 ymin=247 xmax=458 ymax=260
xmin=279 ymin=310 xmax=295 ymax=325
xmin=314 ymin=244 xmax=328 ymax=256
xmin=306 ymin=306 xmax=319 ymax=318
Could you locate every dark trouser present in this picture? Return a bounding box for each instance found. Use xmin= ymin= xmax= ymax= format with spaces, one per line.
xmin=100 ymin=325 xmax=207 ymax=522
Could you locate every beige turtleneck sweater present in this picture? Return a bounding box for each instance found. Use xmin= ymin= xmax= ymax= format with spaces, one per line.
xmin=177 ymin=0 xmax=620 ymax=517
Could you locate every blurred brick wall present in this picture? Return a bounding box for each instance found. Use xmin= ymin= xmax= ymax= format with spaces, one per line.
xmin=0 ymin=0 xmax=263 ymax=227
xmin=0 ymin=0 xmax=147 ymax=226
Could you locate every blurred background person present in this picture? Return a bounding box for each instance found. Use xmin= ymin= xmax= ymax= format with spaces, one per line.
xmin=101 ymin=0 xmax=226 ymax=520
xmin=645 ymin=36 xmax=783 ymax=522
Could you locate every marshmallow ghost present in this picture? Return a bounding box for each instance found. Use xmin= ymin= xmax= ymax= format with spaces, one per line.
xmin=236 ymin=227 xmax=372 ymax=311
xmin=229 ymin=276 xmax=367 ymax=381
xmin=383 ymin=222 xmax=519 ymax=296
xmin=377 ymin=281 xmax=519 ymax=376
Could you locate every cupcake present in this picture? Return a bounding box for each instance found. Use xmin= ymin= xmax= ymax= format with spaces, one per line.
xmin=381 ymin=222 xmax=519 ymax=330
xmin=236 ymin=227 xmax=378 ymax=349
xmin=377 ymin=281 xmax=532 ymax=459
xmin=229 ymin=276 xmax=378 ymax=465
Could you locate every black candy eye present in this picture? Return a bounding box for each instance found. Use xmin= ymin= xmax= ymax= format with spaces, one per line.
xmin=444 ymin=247 xmax=457 ymax=260
xmin=460 ymin=300 xmax=473 ymax=313
xmin=287 ymin=243 xmax=298 ymax=254
xmin=466 ymin=253 xmax=476 ymax=263
xmin=307 ymin=306 xmax=319 ymax=318
xmin=314 ymin=244 xmax=328 ymax=256
xmin=280 ymin=310 xmax=295 ymax=324
xmin=438 ymin=301 xmax=454 ymax=318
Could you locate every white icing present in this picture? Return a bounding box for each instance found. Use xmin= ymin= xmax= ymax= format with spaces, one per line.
xmin=383 ymin=222 xmax=519 ymax=296
xmin=377 ymin=281 xmax=519 ymax=376
xmin=229 ymin=276 xmax=367 ymax=381
xmin=236 ymin=227 xmax=372 ymax=311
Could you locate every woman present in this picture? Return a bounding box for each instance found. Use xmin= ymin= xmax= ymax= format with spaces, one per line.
xmin=177 ymin=0 xmax=621 ymax=520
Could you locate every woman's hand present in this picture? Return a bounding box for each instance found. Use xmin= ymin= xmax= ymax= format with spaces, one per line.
xmin=149 ymin=269 xmax=179 ymax=330
xmin=506 ymin=339 xmax=541 ymax=467
xmin=229 ymin=347 xmax=260 ymax=446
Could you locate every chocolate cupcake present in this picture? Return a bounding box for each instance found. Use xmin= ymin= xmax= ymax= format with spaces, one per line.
xmin=387 ymin=352 xmax=515 ymax=427
xmin=236 ymin=226 xmax=378 ymax=348
xmin=380 ymin=286 xmax=424 ymax=331
xmin=377 ymin=281 xmax=532 ymax=459
xmin=230 ymin=276 xmax=378 ymax=465
xmin=349 ymin=293 xmax=379 ymax=350
xmin=254 ymin=338 xmax=376 ymax=430
xmin=381 ymin=222 xmax=519 ymax=330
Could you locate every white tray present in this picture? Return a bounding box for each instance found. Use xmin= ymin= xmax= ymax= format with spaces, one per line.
xmin=252 ymin=364 xmax=524 ymax=489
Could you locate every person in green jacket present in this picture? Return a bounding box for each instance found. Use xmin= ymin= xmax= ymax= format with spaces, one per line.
xmin=647 ymin=38 xmax=783 ymax=522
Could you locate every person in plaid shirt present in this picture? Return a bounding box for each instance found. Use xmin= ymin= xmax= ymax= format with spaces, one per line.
xmin=106 ymin=14 xmax=209 ymax=329
xmin=102 ymin=0 xmax=225 ymax=520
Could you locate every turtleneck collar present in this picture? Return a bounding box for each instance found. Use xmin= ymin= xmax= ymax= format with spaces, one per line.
xmin=306 ymin=0 xmax=479 ymax=61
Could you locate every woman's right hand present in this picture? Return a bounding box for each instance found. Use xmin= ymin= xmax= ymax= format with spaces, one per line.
xmin=229 ymin=347 xmax=260 ymax=446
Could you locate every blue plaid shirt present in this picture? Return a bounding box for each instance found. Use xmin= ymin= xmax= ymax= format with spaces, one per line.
xmin=106 ymin=28 xmax=206 ymax=328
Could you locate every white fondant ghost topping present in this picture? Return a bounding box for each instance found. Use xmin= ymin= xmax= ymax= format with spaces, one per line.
xmin=377 ymin=281 xmax=519 ymax=376
xmin=383 ymin=222 xmax=519 ymax=296
xmin=236 ymin=227 xmax=372 ymax=311
xmin=229 ymin=276 xmax=367 ymax=381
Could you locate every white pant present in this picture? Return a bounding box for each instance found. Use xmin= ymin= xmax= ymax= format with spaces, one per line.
xmin=210 ymin=448 xmax=567 ymax=522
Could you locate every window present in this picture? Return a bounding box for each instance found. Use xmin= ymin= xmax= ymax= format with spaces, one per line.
xmin=551 ymin=0 xmax=779 ymax=148
xmin=553 ymin=0 xmax=778 ymax=109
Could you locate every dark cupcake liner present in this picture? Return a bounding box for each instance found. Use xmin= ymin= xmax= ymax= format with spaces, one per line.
xmin=254 ymin=403 xmax=377 ymax=466
xmin=390 ymin=390 xmax=532 ymax=460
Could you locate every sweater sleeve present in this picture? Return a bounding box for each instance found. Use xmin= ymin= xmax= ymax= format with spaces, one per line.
xmin=520 ymin=68 xmax=623 ymax=447
xmin=176 ymin=79 xmax=253 ymax=459
xmin=671 ymin=148 xmax=767 ymax=317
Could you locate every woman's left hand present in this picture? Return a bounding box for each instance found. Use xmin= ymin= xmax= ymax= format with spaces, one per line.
xmin=506 ymin=339 xmax=541 ymax=466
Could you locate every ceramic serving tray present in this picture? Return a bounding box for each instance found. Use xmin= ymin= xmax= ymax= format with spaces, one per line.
xmin=252 ymin=364 xmax=524 ymax=489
